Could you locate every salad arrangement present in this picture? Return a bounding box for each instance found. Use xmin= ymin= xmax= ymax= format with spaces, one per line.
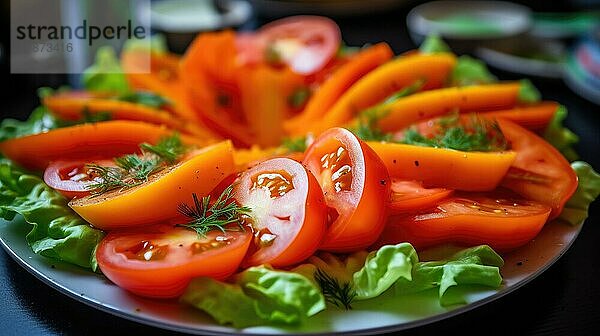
xmin=1 ymin=16 xmax=600 ymax=329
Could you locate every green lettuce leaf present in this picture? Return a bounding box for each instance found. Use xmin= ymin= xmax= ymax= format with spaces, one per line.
xmin=394 ymin=245 xmax=503 ymax=305
xmin=543 ymin=105 xmax=579 ymax=161
xmin=0 ymin=160 xmax=104 ymax=269
xmin=0 ymin=106 xmax=59 ymax=142
xmin=181 ymin=266 xmax=326 ymax=328
xmin=82 ymin=46 xmax=130 ymax=94
xmin=419 ymin=35 xmax=451 ymax=54
xmin=559 ymin=161 xmax=600 ymax=225
xmin=449 ymin=55 xmax=497 ymax=86
xmin=352 ymin=243 xmax=417 ymax=299
xmin=237 ymin=266 xmax=326 ymax=322
xmin=298 ymin=244 xmax=503 ymax=308
xmin=180 ymin=278 xmax=262 ymax=328
xmin=518 ymin=79 xmax=541 ymax=103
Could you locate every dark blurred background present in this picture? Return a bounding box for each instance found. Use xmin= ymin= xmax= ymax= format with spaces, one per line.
xmin=1 ymin=0 xmax=600 ymax=121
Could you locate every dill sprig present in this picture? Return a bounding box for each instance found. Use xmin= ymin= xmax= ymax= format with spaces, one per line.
xmin=85 ymin=164 xmax=132 ymax=194
xmin=140 ymin=134 xmax=185 ymax=163
xmin=401 ymin=114 xmax=507 ymax=152
xmin=176 ymin=185 xmax=251 ymax=237
xmin=85 ymin=134 xmax=187 ymax=195
xmin=314 ymin=268 xmax=356 ymax=310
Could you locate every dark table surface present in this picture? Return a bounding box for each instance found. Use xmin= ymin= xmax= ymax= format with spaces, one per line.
xmin=1 ymin=2 xmax=600 ymax=336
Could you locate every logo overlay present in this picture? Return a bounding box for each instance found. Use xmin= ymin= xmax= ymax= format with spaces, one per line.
xmin=10 ymin=0 xmax=151 ymax=74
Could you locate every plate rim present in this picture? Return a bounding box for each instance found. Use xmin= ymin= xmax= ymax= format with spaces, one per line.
xmin=0 ymin=219 xmax=583 ymax=335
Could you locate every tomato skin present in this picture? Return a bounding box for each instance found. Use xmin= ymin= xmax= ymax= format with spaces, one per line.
xmin=233 ymin=158 xmax=327 ymax=267
xmin=497 ymin=119 xmax=578 ymax=218
xmin=389 ymin=179 xmax=453 ymax=214
xmin=376 ymin=193 xmax=552 ymax=252
xmin=43 ymin=160 xmax=114 ymax=199
xmin=303 ymin=128 xmax=390 ymax=252
xmin=96 ymin=226 xmax=251 ymax=298
xmin=240 ymin=16 xmax=341 ymax=75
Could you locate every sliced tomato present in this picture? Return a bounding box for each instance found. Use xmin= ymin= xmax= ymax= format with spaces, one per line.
xmin=303 ymin=128 xmax=390 ymax=252
xmin=233 ymin=158 xmax=327 ymax=267
xmin=96 ymin=225 xmax=251 ymax=298
xmin=43 ymin=160 xmax=114 ymax=199
xmin=239 ymin=16 xmax=341 ymax=75
xmin=389 ymin=179 xmax=453 ymax=214
xmin=69 ymin=141 xmax=236 ymax=230
xmin=497 ymin=119 xmax=578 ymax=218
xmin=376 ymin=192 xmax=552 ymax=252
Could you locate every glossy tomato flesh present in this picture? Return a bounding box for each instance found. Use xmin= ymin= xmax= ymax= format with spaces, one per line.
xmin=43 ymin=159 xmax=114 ymax=199
xmin=96 ymin=226 xmax=251 ymax=298
xmin=376 ymin=192 xmax=552 ymax=252
xmin=233 ymin=158 xmax=327 ymax=267
xmin=497 ymin=119 xmax=578 ymax=219
xmin=389 ymin=179 xmax=453 ymax=214
xmin=303 ymin=128 xmax=390 ymax=252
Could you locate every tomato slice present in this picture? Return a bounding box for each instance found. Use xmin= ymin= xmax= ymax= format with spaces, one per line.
xmin=233 ymin=158 xmax=327 ymax=267
xmin=241 ymin=16 xmax=341 ymax=75
xmin=43 ymin=160 xmax=114 ymax=199
xmin=303 ymin=128 xmax=390 ymax=252
xmin=497 ymin=119 xmax=578 ymax=218
xmin=96 ymin=225 xmax=251 ymax=298
xmin=376 ymin=192 xmax=552 ymax=252
xmin=389 ymin=179 xmax=453 ymax=214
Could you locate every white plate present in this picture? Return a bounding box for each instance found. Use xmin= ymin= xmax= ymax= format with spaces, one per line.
xmin=0 ymin=216 xmax=581 ymax=335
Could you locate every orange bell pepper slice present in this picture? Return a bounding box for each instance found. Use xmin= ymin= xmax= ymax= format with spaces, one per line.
xmin=376 ymin=82 xmax=522 ymax=132
xmin=180 ymin=31 xmax=254 ymax=147
xmin=478 ymin=101 xmax=559 ymax=131
xmin=367 ymin=141 xmax=517 ymax=191
xmin=284 ymin=43 xmax=394 ymax=135
xmin=307 ymin=53 xmax=457 ymax=134
xmin=42 ymin=91 xmax=208 ymax=136
xmin=69 ymin=140 xmax=235 ymax=230
xmin=0 ymin=120 xmax=212 ymax=171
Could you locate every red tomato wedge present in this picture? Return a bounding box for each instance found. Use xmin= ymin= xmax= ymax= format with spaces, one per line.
xmin=389 ymin=179 xmax=453 ymax=214
xmin=303 ymin=128 xmax=390 ymax=252
xmin=96 ymin=225 xmax=251 ymax=298
xmin=233 ymin=158 xmax=327 ymax=267
xmin=43 ymin=160 xmax=114 ymax=199
xmin=376 ymin=192 xmax=552 ymax=252
xmin=240 ymin=16 xmax=341 ymax=75
xmin=497 ymin=119 xmax=578 ymax=218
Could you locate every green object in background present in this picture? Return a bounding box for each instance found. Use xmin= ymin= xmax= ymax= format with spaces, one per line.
xmin=82 ymin=46 xmax=130 ymax=94
xmin=431 ymin=14 xmax=503 ymax=36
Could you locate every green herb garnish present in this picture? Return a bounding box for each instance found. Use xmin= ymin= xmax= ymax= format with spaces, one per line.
xmin=177 ymin=185 xmax=251 ymax=237
xmin=81 ymin=107 xmax=112 ymax=123
xmin=140 ymin=134 xmax=185 ymax=163
xmin=281 ymin=136 xmax=308 ymax=153
xmin=400 ymin=114 xmax=507 ymax=152
xmin=288 ymin=87 xmax=311 ymax=109
xmin=314 ymin=268 xmax=356 ymax=310
xmin=86 ymin=134 xmax=187 ymax=195
xmin=117 ymin=91 xmax=171 ymax=109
